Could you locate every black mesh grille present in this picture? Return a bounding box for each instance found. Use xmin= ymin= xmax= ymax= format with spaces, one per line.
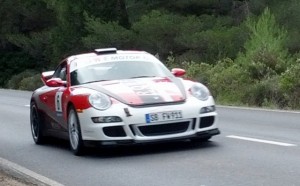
xmin=199 ymin=116 xmax=215 ymax=128
xmin=138 ymin=122 xmax=189 ymax=136
xmin=103 ymin=126 xmax=126 ymax=137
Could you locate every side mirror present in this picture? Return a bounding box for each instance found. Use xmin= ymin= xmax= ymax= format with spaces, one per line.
xmin=41 ymin=71 xmax=55 ymax=85
xmin=46 ymin=78 xmax=66 ymax=87
xmin=171 ymin=68 xmax=186 ymax=77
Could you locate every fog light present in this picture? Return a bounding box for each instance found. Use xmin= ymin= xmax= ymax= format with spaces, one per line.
xmin=92 ymin=116 xmax=123 ymax=123
xmin=200 ymin=106 xmax=216 ymax=114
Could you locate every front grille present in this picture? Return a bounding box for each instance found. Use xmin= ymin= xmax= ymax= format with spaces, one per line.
xmin=199 ymin=116 xmax=215 ymax=128
xmin=138 ymin=122 xmax=190 ymax=136
xmin=103 ymin=126 xmax=126 ymax=137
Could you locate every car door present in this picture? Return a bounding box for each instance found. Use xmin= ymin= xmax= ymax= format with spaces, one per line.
xmin=44 ymin=61 xmax=68 ymax=130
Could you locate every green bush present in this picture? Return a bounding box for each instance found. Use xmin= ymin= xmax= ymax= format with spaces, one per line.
xmin=164 ymin=52 xmax=213 ymax=85
xmin=185 ymin=61 xmax=213 ymax=85
xmin=6 ymin=70 xmax=42 ymax=90
xmin=19 ymin=73 xmax=43 ymax=91
xmin=176 ymin=58 xmax=251 ymax=105
xmin=279 ymin=61 xmax=300 ymax=109
xmin=208 ymin=58 xmax=251 ymax=104
xmin=243 ymin=77 xmax=285 ymax=108
xmin=0 ymin=52 xmax=37 ymax=87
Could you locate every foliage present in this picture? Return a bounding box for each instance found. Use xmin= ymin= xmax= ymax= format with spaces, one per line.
xmin=7 ymin=31 xmax=52 ymax=65
xmin=82 ymin=14 xmax=134 ymax=49
xmin=185 ymin=62 xmax=213 ymax=85
xmin=0 ymin=0 xmax=54 ymax=49
xmin=205 ymin=58 xmax=251 ymax=104
xmin=6 ymin=70 xmax=42 ymax=90
xmin=132 ymin=10 xmax=183 ymax=57
xmin=243 ymin=77 xmax=285 ymax=108
xmin=82 ymin=0 xmax=130 ymax=28
xmin=236 ymin=8 xmax=292 ymax=81
xmin=1 ymin=0 xmax=300 ymax=109
xmin=132 ymin=11 xmax=247 ymax=62
xmin=273 ymin=0 xmax=300 ymax=54
xmin=0 ymin=52 xmax=36 ymax=87
xmin=165 ymin=56 xmax=213 ymax=85
xmin=279 ymin=61 xmax=300 ymax=108
xmin=43 ymin=0 xmax=86 ymax=63
xmin=176 ymin=22 xmax=247 ymax=63
xmin=18 ymin=73 xmax=43 ymax=91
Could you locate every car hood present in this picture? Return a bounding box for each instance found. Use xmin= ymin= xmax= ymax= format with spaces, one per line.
xmin=82 ymin=77 xmax=186 ymax=106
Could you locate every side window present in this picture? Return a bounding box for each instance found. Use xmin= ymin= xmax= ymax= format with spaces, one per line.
xmin=70 ymin=71 xmax=79 ymax=86
xmin=53 ymin=62 xmax=67 ymax=81
xmin=59 ymin=67 xmax=66 ymax=80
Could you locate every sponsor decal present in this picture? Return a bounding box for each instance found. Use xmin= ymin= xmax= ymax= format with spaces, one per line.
xmin=70 ymin=54 xmax=157 ymax=72
xmin=55 ymin=92 xmax=63 ymax=112
xmin=84 ymin=78 xmax=184 ymax=105
xmin=130 ymin=84 xmax=156 ymax=95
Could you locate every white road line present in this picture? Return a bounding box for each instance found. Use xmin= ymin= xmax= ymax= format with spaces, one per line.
xmin=227 ymin=135 xmax=297 ymax=147
xmin=24 ymin=105 xmax=30 ymax=107
xmin=0 ymin=157 xmax=64 ymax=186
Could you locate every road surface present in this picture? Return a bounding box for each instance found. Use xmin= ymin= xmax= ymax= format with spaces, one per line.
xmin=0 ymin=89 xmax=299 ymax=186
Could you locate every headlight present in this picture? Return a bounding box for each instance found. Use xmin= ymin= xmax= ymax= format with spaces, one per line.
xmin=190 ymin=83 xmax=210 ymax=101
xmin=89 ymin=92 xmax=111 ymax=110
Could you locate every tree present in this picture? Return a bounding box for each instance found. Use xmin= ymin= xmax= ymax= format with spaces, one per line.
xmin=0 ymin=0 xmax=53 ymax=50
xmin=82 ymin=14 xmax=133 ymax=50
xmin=82 ymin=0 xmax=130 ymax=28
xmin=236 ymin=7 xmax=292 ymax=80
xmin=132 ymin=10 xmax=183 ymax=57
xmin=233 ymin=7 xmax=293 ymax=107
xmin=272 ymin=0 xmax=300 ymax=54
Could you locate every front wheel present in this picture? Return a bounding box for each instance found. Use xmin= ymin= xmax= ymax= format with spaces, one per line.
xmin=68 ymin=106 xmax=85 ymax=156
xmin=30 ymin=102 xmax=46 ymax=144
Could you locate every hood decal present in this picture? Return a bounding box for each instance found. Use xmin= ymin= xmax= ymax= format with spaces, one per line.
xmin=82 ymin=77 xmax=186 ymax=106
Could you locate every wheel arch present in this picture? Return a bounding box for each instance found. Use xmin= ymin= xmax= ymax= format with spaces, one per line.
xmin=66 ymin=101 xmax=75 ymax=122
xmin=30 ymin=98 xmax=42 ymax=115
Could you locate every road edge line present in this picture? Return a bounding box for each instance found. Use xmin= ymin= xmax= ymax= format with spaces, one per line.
xmin=0 ymin=157 xmax=64 ymax=186
xmin=217 ymin=105 xmax=300 ymax=114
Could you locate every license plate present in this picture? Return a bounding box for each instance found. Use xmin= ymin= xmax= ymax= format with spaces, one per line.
xmin=145 ymin=110 xmax=183 ymax=123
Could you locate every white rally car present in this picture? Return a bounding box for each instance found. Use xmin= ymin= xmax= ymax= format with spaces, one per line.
xmin=30 ymin=48 xmax=220 ymax=155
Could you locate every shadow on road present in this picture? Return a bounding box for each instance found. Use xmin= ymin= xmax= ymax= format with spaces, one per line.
xmin=40 ymin=137 xmax=221 ymax=158
xmin=90 ymin=140 xmax=220 ymax=158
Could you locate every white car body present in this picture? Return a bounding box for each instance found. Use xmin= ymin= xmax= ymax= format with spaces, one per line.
xmin=30 ymin=48 xmax=220 ymax=155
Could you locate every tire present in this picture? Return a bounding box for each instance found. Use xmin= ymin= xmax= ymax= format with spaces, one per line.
xmin=30 ymin=102 xmax=46 ymax=144
xmin=68 ymin=106 xmax=85 ymax=156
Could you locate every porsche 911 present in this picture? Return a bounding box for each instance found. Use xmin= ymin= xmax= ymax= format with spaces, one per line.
xmin=30 ymin=48 xmax=220 ymax=155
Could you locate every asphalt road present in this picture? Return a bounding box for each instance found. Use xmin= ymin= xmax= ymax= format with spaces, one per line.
xmin=0 ymin=89 xmax=299 ymax=186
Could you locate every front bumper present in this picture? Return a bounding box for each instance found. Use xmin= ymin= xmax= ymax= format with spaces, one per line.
xmin=83 ymin=128 xmax=220 ymax=147
xmin=77 ymin=96 xmax=219 ymax=144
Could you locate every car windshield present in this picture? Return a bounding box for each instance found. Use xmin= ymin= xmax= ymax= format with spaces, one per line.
xmin=70 ymin=60 xmax=172 ymax=86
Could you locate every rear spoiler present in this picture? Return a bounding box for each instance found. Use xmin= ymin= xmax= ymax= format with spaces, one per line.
xmin=94 ymin=48 xmax=117 ymax=55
